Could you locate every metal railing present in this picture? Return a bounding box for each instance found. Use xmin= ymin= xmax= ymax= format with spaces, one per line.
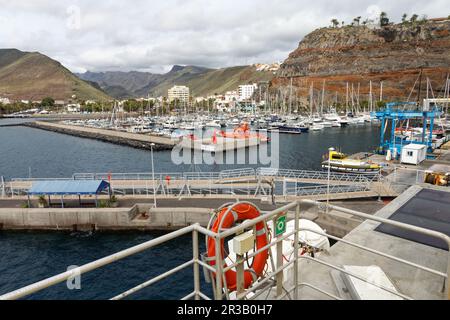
xmin=0 ymin=176 xmax=6 ymax=198
xmin=5 ymin=168 xmax=381 ymax=199
xmin=285 ymin=184 xmax=370 ymax=197
xmin=1 ymin=200 xmax=449 ymax=301
xmin=386 ymin=166 xmax=430 ymax=185
xmin=72 ymin=168 xmax=256 ymax=182
xmin=218 ymin=168 xmax=256 ymax=180
xmin=257 ymin=168 xmax=379 ymax=183
xmin=10 ymin=168 xmax=377 ymax=183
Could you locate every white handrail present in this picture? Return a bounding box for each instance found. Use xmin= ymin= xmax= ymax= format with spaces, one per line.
xmin=1 ymin=200 xmax=449 ymax=301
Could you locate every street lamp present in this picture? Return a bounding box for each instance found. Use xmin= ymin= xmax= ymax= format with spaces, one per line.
xmin=327 ymin=147 xmax=334 ymax=214
xmin=150 ymin=143 xmax=157 ymax=208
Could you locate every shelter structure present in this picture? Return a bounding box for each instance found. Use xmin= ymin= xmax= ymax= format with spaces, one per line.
xmin=27 ymin=180 xmax=111 ymax=208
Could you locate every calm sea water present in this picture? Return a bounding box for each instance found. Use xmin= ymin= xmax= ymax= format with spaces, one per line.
xmin=0 ymin=119 xmax=380 ymax=179
xmin=0 ymin=231 xmax=211 ymax=300
xmin=0 ymin=118 xmax=380 ymax=299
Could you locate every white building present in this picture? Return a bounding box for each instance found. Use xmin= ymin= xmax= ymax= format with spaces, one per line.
xmin=225 ymin=91 xmax=239 ymax=102
xmin=0 ymin=97 xmax=10 ymax=104
xmin=254 ymin=62 xmax=281 ymax=72
xmin=195 ymin=97 xmax=207 ymax=103
xmin=401 ymin=144 xmax=427 ymax=165
xmin=168 ymin=85 xmax=190 ymax=102
xmin=66 ymin=103 xmax=81 ymax=113
xmin=238 ymin=84 xmax=257 ymax=101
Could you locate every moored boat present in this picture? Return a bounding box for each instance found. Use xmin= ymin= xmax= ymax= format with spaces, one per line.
xmin=321 ymin=148 xmax=381 ymax=173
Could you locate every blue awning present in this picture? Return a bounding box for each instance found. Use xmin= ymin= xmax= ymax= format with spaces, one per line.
xmin=28 ymin=180 xmax=110 ymax=196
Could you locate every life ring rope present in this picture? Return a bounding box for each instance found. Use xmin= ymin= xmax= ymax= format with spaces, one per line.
xmin=207 ymin=203 xmax=269 ymax=292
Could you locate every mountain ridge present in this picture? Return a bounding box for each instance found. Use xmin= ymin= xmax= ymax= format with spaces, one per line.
xmin=0 ymin=49 xmax=111 ymax=101
xmin=77 ymin=64 xmax=274 ymax=99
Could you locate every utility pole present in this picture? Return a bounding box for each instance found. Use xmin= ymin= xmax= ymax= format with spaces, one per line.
xmin=150 ymin=143 xmax=157 ymax=208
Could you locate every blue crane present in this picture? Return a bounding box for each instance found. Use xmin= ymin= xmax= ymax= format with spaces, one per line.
xmin=371 ymin=101 xmax=442 ymax=157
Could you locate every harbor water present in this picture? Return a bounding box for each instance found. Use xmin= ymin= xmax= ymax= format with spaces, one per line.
xmin=0 ymin=119 xmax=380 ymax=179
xmin=0 ymin=119 xmax=380 ymax=299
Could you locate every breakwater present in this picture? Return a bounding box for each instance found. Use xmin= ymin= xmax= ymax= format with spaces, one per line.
xmin=0 ymin=204 xmax=212 ymax=231
xmin=24 ymin=121 xmax=175 ymax=151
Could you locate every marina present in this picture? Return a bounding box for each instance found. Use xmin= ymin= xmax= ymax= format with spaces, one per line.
xmin=1 ymin=2 xmax=450 ymax=304
xmin=1 ymin=187 xmax=450 ymax=300
xmin=1 ymin=96 xmax=450 ymax=301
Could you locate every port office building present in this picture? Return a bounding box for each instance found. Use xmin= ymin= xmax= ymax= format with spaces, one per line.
xmin=168 ymin=85 xmax=190 ymax=102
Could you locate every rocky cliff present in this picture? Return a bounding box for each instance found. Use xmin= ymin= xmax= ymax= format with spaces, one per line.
xmin=273 ymin=18 xmax=450 ymax=101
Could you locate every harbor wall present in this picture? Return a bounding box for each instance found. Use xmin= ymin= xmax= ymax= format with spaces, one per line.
xmin=0 ymin=205 xmax=213 ymax=231
xmin=24 ymin=121 xmax=176 ymax=151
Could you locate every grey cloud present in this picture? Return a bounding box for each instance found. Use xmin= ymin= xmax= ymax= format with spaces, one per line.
xmin=0 ymin=0 xmax=448 ymax=73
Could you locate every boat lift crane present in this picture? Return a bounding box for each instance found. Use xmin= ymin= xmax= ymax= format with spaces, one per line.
xmin=372 ymin=99 xmax=445 ymax=158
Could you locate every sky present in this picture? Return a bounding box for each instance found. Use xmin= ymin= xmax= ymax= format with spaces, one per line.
xmin=0 ymin=0 xmax=449 ymax=74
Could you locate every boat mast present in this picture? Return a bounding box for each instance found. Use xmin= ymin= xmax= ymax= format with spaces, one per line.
xmin=346 ymin=82 xmax=349 ymax=115
xmin=380 ymin=81 xmax=383 ymax=102
xmin=445 ymin=74 xmax=450 ymax=116
xmin=289 ymin=77 xmax=293 ymax=115
xmin=321 ymin=80 xmax=325 ymax=116
xmin=309 ymin=82 xmax=314 ymax=118
xmin=416 ymin=68 xmax=423 ymax=105
xmin=351 ymin=84 xmax=355 ymax=115
xmin=357 ymin=82 xmax=361 ymax=114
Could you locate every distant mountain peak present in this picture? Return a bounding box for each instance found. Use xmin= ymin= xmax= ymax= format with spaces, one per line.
xmin=77 ymin=64 xmax=273 ymax=99
xmin=170 ymin=65 xmax=186 ymax=73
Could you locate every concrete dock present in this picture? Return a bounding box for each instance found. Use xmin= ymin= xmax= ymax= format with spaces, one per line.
xmin=270 ymin=184 xmax=450 ymax=300
xmin=24 ymin=121 xmax=176 ymax=150
xmin=0 ymin=195 xmax=387 ymax=237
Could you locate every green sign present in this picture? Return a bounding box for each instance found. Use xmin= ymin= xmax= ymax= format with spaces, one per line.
xmin=275 ymin=215 xmax=287 ymax=237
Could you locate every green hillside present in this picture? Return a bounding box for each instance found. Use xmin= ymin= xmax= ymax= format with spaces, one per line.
xmin=184 ymin=66 xmax=274 ymax=97
xmin=79 ymin=65 xmax=274 ymax=98
xmin=0 ymin=49 xmax=111 ymax=101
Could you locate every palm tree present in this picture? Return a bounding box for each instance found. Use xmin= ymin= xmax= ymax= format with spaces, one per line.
xmin=380 ymin=12 xmax=390 ymax=26
xmin=401 ymin=13 xmax=408 ymax=24
xmin=420 ymin=15 xmax=428 ymax=23
xmin=331 ymin=19 xmax=339 ymax=28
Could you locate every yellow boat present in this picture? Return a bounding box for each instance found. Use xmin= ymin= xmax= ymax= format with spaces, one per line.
xmin=321 ymin=148 xmax=381 ymax=173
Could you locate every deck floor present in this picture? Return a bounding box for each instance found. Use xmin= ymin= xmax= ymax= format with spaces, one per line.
xmin=258 ymin=185 xmax=449 ymax=300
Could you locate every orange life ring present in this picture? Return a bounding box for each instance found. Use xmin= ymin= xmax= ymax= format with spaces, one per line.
xmin=207 ymin=203 xmax=269 ymax=292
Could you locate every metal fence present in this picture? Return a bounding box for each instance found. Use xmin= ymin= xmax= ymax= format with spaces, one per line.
xmin=257 ymin=168 xmax=380 ymax=183
xmin=5 ymin=168 xmax=381 ymax=199
xmin=0 ymin=176 xmax=6 ymax=198
xmin=285 ymin=184 xmax=370 ymax=197
xmin=1 ymin=200 xmax=449 ymax=301
xmin=386 ymin=166 xmax=429 ymax=186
